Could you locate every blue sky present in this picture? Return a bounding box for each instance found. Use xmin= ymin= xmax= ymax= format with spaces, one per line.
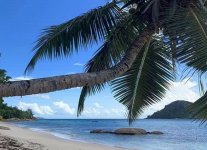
xmin=0 ymin=0 xmax=201 ymax=119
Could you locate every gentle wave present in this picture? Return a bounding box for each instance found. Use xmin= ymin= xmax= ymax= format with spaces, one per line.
xmin=28 ymin=127 xmax=88 ymax=143
xmin=11 ymin=119 xmax=207 ymax=150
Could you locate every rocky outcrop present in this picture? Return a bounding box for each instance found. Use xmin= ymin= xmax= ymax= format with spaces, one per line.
xmin=149 ymin=131 xmax=164 ymax=135
xmin=90 ymin=128 xmax=163 ymax=135
xmin=90 ymin=129 xmax=113 ymax=134
xmin=114 ymin=128 xmax=147 ymax=135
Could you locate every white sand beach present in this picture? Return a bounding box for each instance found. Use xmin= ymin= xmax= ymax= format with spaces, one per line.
xmin=0 ymin=122 xmax=125 ymax=150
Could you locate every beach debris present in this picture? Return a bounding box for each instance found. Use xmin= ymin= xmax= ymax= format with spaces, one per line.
xmin=0 ymin=134 xmax=43 ymax=150
xmin=0 ymin=126 xmax=10 ymax=130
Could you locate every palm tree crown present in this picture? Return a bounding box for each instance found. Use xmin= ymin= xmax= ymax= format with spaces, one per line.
xmin=1 ymin=0 xmax=207 ymax=124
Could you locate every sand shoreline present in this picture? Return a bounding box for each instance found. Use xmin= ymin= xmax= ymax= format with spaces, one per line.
xmin=0 ymin=122 xmax=126 ymax=150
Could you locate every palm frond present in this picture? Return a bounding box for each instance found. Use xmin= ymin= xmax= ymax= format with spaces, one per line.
xmin=111 ymin=38 xmax=174 ymax=124
xmin=189 ymin=92 xmax=207 ymax=124
xmin=77 ymin=20 xmax=139 ymax=116
xmin=25 ymin=3 xmax=123 ymax=73
xmin=121 ymin=0 xmax=145 ymax=9
xmin=77 ymin=43 xmax=111 ymax=116
xmin=165 ymin=6 xmax=207 ymax=72
xmin=174 ymin=6 xmax=207 ymax=88
xmin=127 ymin=37 xmax=152 ymax=122
xmin=163 ymin=5 xmax=207 ymax=123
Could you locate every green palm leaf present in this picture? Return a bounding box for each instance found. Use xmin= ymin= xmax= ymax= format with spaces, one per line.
xmin=175 ymin=7 xmax=207 ymax=72
xmin=77 ymin=21 xmax=139 ymax=116
xmin=25 ymin=2 xmax=123 ymax=73
xmin=163 ymin=5 xmax=207 ymax=123
xmin=111 ymin=38 xmax=174 ymax=124
xmin=189 ymin=92 xmax=207 ymax=124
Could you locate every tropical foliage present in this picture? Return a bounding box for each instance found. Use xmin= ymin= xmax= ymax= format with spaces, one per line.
xmin=19 ymin=0 xmax=207 ymax=123
xmin=0 ymin=70 xmax=34 ymax=120
xmin=0 ymin=69 xmax=11 ymax=83
xmin=0 ymin=98 xmax=34 ymax=120
xmin=111 ymin=39 xmax=174 ymax=123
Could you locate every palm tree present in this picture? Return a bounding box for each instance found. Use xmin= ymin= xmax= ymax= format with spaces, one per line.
xmin=0 ymin=0 xmax=207 ymax=123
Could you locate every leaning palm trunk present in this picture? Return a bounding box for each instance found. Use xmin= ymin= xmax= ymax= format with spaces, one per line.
xmin=0 ymin=29 xmax=153 ymax=97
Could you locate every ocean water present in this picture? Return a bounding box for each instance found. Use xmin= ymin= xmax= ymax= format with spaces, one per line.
xmin=11 ymin=119 xmax=207 ymax=150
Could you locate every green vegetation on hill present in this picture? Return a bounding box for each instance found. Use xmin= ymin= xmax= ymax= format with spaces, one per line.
xmin=0 ymin=98 xmax=34 ymax=120
xmin=0 ymin=69 xmax=34 ymax=120
xmin=147 ymin=101 xmax=192 ymax=119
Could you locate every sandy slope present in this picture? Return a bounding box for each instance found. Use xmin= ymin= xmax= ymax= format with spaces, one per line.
xmin=0 ymin=122 xmax=125 ymax=150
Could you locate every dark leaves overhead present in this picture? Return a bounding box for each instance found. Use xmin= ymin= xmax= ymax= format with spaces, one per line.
xmin=163 ymin=5 xmax=207 ymax=75
xmin=163 ymin=4 xmax=207 ymax=124
xmin=121 ymin=0 xmax=146 ymax=9
xmin=111 ymin=38 xmax=174 ymax=124
xmin=189 ymin=92 xmax=207 ymax=124
xmin=25 ymin=3 xmax=123 ymax=73
xmin=77 ymin=20 xmax=139 ymax=116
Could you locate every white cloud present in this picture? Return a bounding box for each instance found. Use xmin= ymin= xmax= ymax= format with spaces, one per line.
xmin=18 ymin=102 xmax=54 ymax=115
xmin=82 ymin=102 xmax=125 ymax=118
xmin=73 ymin=63 xmax=83 ymax=66
xmin=10 ymin=76 xmax=33 ymax=81
xmin=94 ymin=102 xmax=103 ymax=109
xmin=141 ymin=78 xmax=200 ymax=118
xmin=29 ymin=94 xmax=50 ymax=100
xmin=53 ymin=101 xmax=75 ymax=114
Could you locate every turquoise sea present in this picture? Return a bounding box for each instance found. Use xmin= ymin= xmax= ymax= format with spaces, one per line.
xmin=11 ymin=119 xmax=207 ymax=150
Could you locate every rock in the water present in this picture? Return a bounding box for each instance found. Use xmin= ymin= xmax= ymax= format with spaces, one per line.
xmin=114 ymin=128 xmax=147 ymax=135
xmin=90 ymin=128 xmax=163 ymax=135
xmin=0 ymin=126 xmax=10 ymax=130
xmin=90 ymin=129 xmax=113 ymax=134
xmin=149 ymin=131 xmax=164 ymax=135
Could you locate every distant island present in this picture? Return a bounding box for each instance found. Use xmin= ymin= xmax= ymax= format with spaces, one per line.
xmin=0 ymin=98 xmax=35 ymax=120
xmin=147 ymin=100 xmax=192 ymax=119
